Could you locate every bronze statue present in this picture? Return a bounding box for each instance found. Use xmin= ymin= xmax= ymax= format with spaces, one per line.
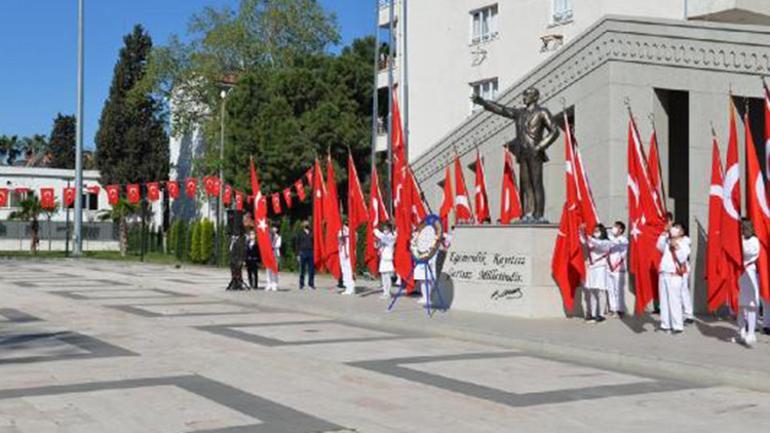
xmin=472 ymin=87 xmax=559 ymax=222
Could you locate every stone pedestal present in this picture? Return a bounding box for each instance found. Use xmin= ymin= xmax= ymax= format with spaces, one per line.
xmin=437 ymin=224 xmax=568 ymax=319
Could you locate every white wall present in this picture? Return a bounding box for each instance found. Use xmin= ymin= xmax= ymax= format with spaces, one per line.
xmin=406 ymin=0 xmax=687 ymax=162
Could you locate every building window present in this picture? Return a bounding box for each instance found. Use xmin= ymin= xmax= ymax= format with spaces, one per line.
xmin=470 ymin=78 xmax=499 ymax=113
xmin=552 ymin=0 xmax=573 ymax=25
xmin=470 ymin=5 xmax=498 ymax=45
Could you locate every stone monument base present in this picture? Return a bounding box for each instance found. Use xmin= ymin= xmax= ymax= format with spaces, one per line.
xmin=437 ymin=224 xmax=571 ymax=319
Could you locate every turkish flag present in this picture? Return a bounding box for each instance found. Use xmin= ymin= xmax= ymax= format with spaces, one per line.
xmin=453 ymin=156 xmax=473 ymax=222
xmin=223 ymin=184 xmax=232 ymax=206
xmin=393 ymin=165 xmax=417 ymax=292
xmin=392 ymin=87 xmax=406 ymax=166
xmin=744 ymin=113 xmax=770 ymax=304
xmin=706 ymin=136 xmax=727 ymax=311
xmin=167 ymin=180 xmax=180 ymax=199
xmin=63 ymin=187 xmax=76 ymax=207
xmin=647 ymin=131 xmax=667 ymax=214
xmin=235 ymin=191 xmax=244 ymax=211
xmin=105 ymin=185 xmax=120 ymax=205
xmin=184 ymin=178 xmax=197 ymax=198
xmin=146 ymin=182 xmax=160 ymax=202
xmin=627 ymin=117 xmax=666 ymax=315
xmin=366 ymin=169 xmax=389 ymax=276
xmin=406 ymin=169 xmax=426 ymax=225
xmin=312 ymin=159 xmax=326 ymax=270
xmin=551 ymin=122 xmax=585 ymax=312
xmin=500 ymin=148 xmax=522 ymax=224
xmin=721 ymin=103 xmax=742 ymax=312
xmin=86 ymin=185 xmax=100 ymax=195
xmin=254 ymin=194 xmax=278 ymax=273
xmin=282 ymin=188 xmax=293 ymax=209
xmin=324 ymin=156 xmax=342 ymax=279
xmin=0 ymin=188 xmax=7 ymax=207
xmin=127 ymin=184 xmax=141 ymax=204
xmin=439 ymin=166 xmax=454 ymax=231
xmin=295 ymin=179 xmax=306 ymax=201
xmin=569 ymin=124 xmax=600 ymax=234
xmin=40 ymin=188 xmax=55 ymax=210
xmin=347 ymin=154 xmax=369 ymax=274
xmin=305 ymin=168 xmax=313 ymax=186
xmin=271 ymin=193 xmax=282 ymax=214
xmin=474 ymin=151 xmax=490 ymax=223
xmin=764 ymin=82 xmax=770 ymax=182
xmin=203 ymin=176 xmax=218 ymax=197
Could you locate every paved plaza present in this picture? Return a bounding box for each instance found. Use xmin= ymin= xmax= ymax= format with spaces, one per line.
xmin=2 ymin=258 xmax=770 ymax=432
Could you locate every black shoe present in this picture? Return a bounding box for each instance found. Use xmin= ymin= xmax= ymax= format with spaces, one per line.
xmin=762 ymin=327 xmax=770 ymax=335
xmin=595 ymin=316 xmax=606 ymax=323
xmin=617 ymin=312 xmax=626 ymax=319
xmin=672 ymin=329 xmax=684 ymax=335
xmin=684 ymin=318 xmax=695 ymax=326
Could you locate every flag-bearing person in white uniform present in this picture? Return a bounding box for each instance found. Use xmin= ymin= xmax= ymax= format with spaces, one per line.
xmin=266 ymin=226 xmax=281 ymax=291
xmin=735 ymin=219 xmax=760 ymax=347
xmin=607 ymin=221 xmax=628 ymax=317
xmin=656 ymin=222 xmax=691 ymax=334
xmin=373 ymin=222 xmax=396 ymax=299
xmin=583 ymin=223 xmax=612 ymax=323
xmin=666 ymin=212 xmax=695 ymax=325
xmin=338 ymin=219 xmax=356 ymax=295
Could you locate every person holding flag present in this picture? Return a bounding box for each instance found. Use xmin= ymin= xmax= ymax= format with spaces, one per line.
xmin=607 ymin=221 xmax=629 ymax=317
xmin=656 ymin=221 xmax=691 ymax=334
xmin=583 ymin=223 xmax=612 ymax=323
xmin=374 ymin=222 xmax=396 ymax=299
xmin=338 ymin=218 xmax=356 ymax=295
xmin=266 ymin=226 xmax=282 ymax=291
xmin=735 ymin=219 xmax=760 ymax=347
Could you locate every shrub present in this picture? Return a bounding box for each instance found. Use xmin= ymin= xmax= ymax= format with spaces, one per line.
xmin=176 ymin=220 xmax=188 ymax=261
xmin=199 ymin=219 xmax=215 ymax=264
xmin=189 ymin=221 xmax=201 ymax=263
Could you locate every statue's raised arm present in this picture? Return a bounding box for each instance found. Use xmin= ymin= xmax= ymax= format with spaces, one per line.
xmin=471 ymin=94 xmax=522 ymax=119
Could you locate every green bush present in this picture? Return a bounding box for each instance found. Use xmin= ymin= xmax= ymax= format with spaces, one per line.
xmin=199 ymin=219 xmax=215 ymax=264
xmin=190 ymin=221 xmax=201 ymax=263
xmin=177 ymin=220 xmax=188 ymax=261
xmin=167 ymin=221 xmax=178 ymax=255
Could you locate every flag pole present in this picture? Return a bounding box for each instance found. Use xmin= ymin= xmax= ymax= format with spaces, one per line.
xmin=649 ymin=113 xmax=668 ymax=207
xmin=386 ymin=0 xmax=395 ymax=216
xmin=369 ymin=0 xmax=380 ymax=177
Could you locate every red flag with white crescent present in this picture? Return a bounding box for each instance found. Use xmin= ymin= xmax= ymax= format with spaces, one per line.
xmin=86 ymin=185 xmax=100 ymax=195
xmin=235 ymin=191 xmax=244 ymax=211
xmin=721 ymin=102 xmax=742 ymax=311
xmin=146 ymin=182 xmax=160 ymax=202
xmin=439 ymin=166 xmax=454 ymax=231
xmin=167 ymin=180 xmax=180 ymax=199
xmin=312 ymin=159 xmax=326 ymax=270
xmin=254 ymin=194 xmax=278 ymax=273
xmin=453 ymin=155 xmax=473 ymax=222
xmin=744 ymin=112 xmax=770 ymax=304
xmin=365 ymin=169 xmax=389 ymax=276
xmin=294 ymin=179 xmax=306 ymax=202
xmin=127 ymin=184 xmax=141 ymax=204
xmin=282 ymin=188 xmax=293 ymax=209
xmin=105 ymin=185 xmax=120 ymax=205
xmin=63 ymin=187 xmax=76 ymax=207
xmin=500 ymin=148 xmax=522 ymax=224
xmin=0 ymin=188 xmax=7 ymax=207
xmin=223 ymin=184 xmax=232 ymax=206
xmin=40 ymin=188 xmax=55 ymax=210
xmin=271 ymin=193 xmax=282 ymax=214
xmin=184 ymin=178 xmax=197 ymax=198
xmin=347 ymin=153 xmax=369 ymax=274
xmin=474 ymin=151 xmax=490 ymax=223
xmin=324 ymin=156 xmax=342 ymax=279
xmin=706 ymin=136 xmax=726 ymax=311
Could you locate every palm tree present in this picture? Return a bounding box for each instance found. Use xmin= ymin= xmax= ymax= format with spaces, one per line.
xmin=98 ymin=199 xmax=138 ymax=256
xmin=0 ymin=135 xmax=21 ymax=165
xmin=9 ymin=196 xmax=43 ymax=254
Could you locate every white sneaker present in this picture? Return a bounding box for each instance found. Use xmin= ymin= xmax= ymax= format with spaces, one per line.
xmin=746 ymin=334 xmax=757 ymax=347
xmin=417 ymin=297 xmax=427 ymax=305
xmin=342 ymin=290 xmax=355 ymax=296
xmin=380 ymin=293 xmax=391 ymax=300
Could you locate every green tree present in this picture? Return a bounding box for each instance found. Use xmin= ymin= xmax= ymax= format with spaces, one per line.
xmin=0 ymin=135 xmax=21 ymax=165
xmin=199 ymin=219 xmax=215 ymax=264
xmin=98 ymin=199 xmax=139 ymax=256
xmin=190 ymin=221 xmax=202 ymax=263
xmin=96 ymin=24 xmax=169 ymax=189
xmin=48 ymin=114 xmax=76 ymax=169
xmin=9 ymin=195 xmax=44 ymax=254
xmin=177 ymin=220 xmax=189 ymax=261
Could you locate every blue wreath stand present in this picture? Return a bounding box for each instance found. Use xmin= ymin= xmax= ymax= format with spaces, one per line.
xmin=387 ymin=214 xmax=447 ymax=317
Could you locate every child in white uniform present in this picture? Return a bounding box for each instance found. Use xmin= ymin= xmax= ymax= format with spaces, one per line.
xmin=338 ymin=221 xmax=356 ymax=295
xmin=266 ymin=227 xmax=281 ymax=291
xmin=656 ymin=222 xmax=691 ymax=334
xmin=374 ymin=222 xmax=396 ymax=299
xmin=584 ymin=224 xmax=612 ymax=323
xmin=736 ymin=219 xmax=760 ymax=347
xmin=607 ymin=221 xmax=628 ymax=317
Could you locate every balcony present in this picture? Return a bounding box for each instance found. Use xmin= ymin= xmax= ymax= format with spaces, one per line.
xmin=377 ymin=55 xmax=398 ymax=89
xmin=375 ymin=117 xmax=388 ymax=152
xmin=378 ymin=0 xmax=398 ymax=27
xmin=687 ymin=0 xmax=770 ymax=26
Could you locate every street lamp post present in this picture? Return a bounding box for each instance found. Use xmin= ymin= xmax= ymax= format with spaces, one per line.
xmin=73 ymin=0 xmax=85 ymax=256
xmin=215 ymin=88 xmax=230 ymax=266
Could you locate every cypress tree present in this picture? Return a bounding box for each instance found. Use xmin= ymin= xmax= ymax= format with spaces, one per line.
xmin=95 ymin=24 xmax=169 ymax=188
xmin=48 ymin=114 xmax=76 ymax=169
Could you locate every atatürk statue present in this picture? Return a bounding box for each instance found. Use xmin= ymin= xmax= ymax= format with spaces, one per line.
xmin=472 ymin=87 xmax=559 ymax=223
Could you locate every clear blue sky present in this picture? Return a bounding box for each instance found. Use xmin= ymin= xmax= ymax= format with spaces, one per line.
xmin=0 ymin=0 xmax=376 ymax=150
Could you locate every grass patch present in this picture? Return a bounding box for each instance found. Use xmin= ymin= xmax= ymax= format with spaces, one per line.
xmin=1 ymin=250 xmax=196 ymax=266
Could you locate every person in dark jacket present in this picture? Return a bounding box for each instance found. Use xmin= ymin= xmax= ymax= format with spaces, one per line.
xmin=245 ymin=230 xmax=260 ymax=289
xmin=294 ymin=221 xmax=315 ymax=289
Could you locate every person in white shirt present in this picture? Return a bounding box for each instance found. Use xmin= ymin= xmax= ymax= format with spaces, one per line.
xmin=266 ymin=226 xmax=281 ymax=291
xmin=735 ymin=219 xmax=760 ymax=347
xmin=413 ymin=228 xmax=438 ymax=306
xmin=656 ymin=222 xmax=691 ymax=334
xmin=584 ymin=224 xmax=612 ymax=323
xmin=607 ymin=221 xmax=628 ymax=317
xmin=374 ymin=222 xmax=396 ymax=299
xmin=338 ymin=220 xmax=356 ymax=295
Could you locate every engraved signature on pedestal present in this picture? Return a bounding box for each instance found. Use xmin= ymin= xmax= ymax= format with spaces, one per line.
xmin=490 ymin=287 xmax=523 ymax=301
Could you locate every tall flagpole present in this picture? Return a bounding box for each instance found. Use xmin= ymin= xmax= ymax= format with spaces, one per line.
xmin=386 ymin=0 xmax=395 ymax=215
xmin=370 ymin=0 xmax=380 ymax=175
xmin=402 ymin=0 xmax=409 ymax=162
xmin=73 ymin=0 xmax=85 ymax=257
